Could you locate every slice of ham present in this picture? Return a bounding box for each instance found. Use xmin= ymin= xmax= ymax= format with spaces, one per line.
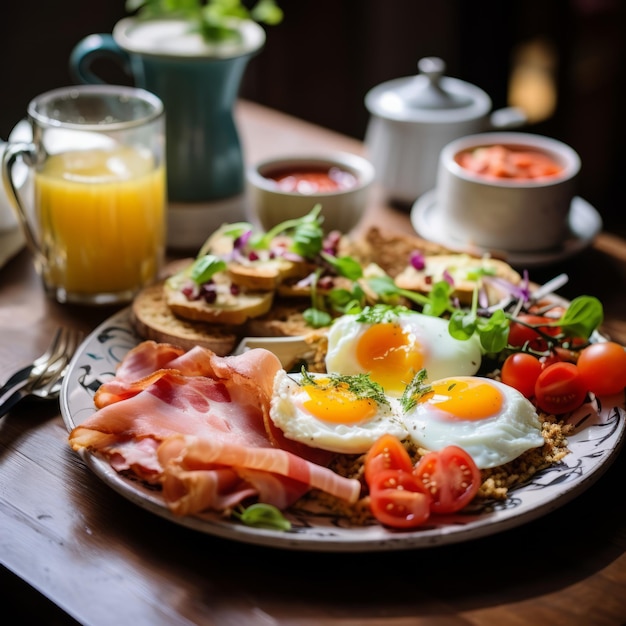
xmin=69 ymin=341 xmax=361 ymax=516
xmin=158 ymin=434 xmax=361 ymax=515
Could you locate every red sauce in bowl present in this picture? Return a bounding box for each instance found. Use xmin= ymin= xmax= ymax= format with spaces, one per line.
xmin=266 ymin=166 xmax=358 ymax=194
xmin=455 ymin=145 xmax=564 ymax=180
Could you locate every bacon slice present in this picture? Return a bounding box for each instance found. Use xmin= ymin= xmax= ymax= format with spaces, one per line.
xmin=69 ymin=340 xmax=361 ymax=516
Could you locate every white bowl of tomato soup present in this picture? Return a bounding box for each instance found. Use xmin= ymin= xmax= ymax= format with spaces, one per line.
xmin=436 ymin=132 xmax=581 ymax=252
xmin=246 ymin=152 xmax=375 ymax=234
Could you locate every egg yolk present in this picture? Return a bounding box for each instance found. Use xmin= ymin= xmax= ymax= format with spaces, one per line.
xmin=356 ymin=323 xmax=424 ymax=395
xmin=420 ymin=378 xmax=503 ymax=420
xmin=302 ymin=379 xmax=378 ymax=424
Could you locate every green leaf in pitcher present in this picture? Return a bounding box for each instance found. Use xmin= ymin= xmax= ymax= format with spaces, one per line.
xmin=127 ymin=0 xmax=283 ymax=44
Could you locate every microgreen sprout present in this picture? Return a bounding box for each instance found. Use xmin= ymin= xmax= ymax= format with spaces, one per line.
xmin=188 ymin=254 xmax=227 ymax=284
xmin=366 ymin=276 xmax=454 ymax=317
xmin=320 ymin=252 xmax=363 ymax=281
xmin=249 ymin=205 xmax=324 ymax=258
xmin=165 ymin=253 xmax=227 ymax=291
xmin=448 ymin=284 xmax=510 ymax=354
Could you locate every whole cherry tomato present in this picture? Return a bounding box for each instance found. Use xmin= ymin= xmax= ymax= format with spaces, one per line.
xmin=501 ymin=352 xmax=543 ymax=398
xmin=577 ymin=341 xmax=626 ymax=396
xmin=507 ymin=314 xmax=561 ymax=352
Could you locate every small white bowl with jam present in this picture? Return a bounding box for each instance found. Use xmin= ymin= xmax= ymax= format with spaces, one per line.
xmin=436 ymin=132 xmax=581 ymax=252
xmin=246 ymin=152 xmax=375 ymax=234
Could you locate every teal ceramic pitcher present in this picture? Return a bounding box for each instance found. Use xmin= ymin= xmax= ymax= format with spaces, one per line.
xmin=70 ymin=18 xmax=265 ymax=204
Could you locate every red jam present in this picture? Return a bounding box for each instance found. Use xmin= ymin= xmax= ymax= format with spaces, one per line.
xmin=266 ymin=166 xmax=358 ymax=194
xmin=456 ymin=145 xmax=564 ymax=180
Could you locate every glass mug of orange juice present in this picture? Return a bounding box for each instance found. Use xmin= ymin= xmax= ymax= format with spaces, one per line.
xmin=2 ymin=85 xmax=166 ymax=305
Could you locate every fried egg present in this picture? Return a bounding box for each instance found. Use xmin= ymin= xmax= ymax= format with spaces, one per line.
xmin=325 ymin=308 xmax=482 ymax=397
xmin=269 ymin=369 xmax=407 ymax=454
xmin=402 ymin=376 xmax=545 ymax=469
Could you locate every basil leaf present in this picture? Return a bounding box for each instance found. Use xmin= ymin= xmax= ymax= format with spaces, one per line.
xmin=557 ymin=295 xmax=604 ymax=339
xmin=235 ymin=503 xmax=291 ymax=531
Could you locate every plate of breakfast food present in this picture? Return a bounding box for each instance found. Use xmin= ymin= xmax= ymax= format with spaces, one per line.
xmin=61 ymin=208 xmax=626 ymax=551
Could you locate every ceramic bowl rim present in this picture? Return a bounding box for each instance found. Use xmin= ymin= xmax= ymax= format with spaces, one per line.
xmin=247 ymin=152 xmax=376 ymax=198
xmin=440 ymin=131 xmax=581 ymax=189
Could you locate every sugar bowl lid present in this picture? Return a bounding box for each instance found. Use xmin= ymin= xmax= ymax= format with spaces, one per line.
xmin=364 ymin=57 xmax=493 ymax=123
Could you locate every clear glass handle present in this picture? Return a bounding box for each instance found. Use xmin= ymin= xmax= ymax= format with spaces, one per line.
xmin=1 ymin=142 xmax=44 ymax=268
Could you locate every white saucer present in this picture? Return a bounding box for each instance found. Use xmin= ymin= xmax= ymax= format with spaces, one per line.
xmin=410 ymin=189 xmax=603 ymax=268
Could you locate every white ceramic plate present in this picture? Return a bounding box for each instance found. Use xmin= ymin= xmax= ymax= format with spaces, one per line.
xmin=411 ymin=189 xmax=603 ymax=268
xmin=60 ymin=308 xmax=626 ymax=552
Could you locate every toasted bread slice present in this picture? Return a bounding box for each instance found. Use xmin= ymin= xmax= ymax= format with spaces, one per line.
xmin=131 ymin=283 xmax=238 ymax=356
xmin=227 ymin=258 xmax=314 ymax=291
xmin=395 ymin=254 xmax=521 ymax=305
xmin=164 ymin=279 xmax=275 ymax=326
xmin=345 ymin=226 xmax=451 ymax=278
xmin=244 ymin=298 xmax=313 ymax=337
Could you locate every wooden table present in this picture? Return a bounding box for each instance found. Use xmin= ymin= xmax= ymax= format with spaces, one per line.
xmin=1 ymin=100 xmax=626 ymax=626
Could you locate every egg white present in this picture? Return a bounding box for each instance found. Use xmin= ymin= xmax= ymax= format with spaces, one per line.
xmin=269 ymin=370 xmax=407 ymax=454
xmin=402 ymin=375 xmax=545 ymax=469
xmin=325 ymin=308 xmax=482 ymax=397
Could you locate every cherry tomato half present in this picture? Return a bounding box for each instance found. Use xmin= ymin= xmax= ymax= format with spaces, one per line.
xmin=368 ymin=469 xmax=432 ymax=529
xmin=534 ymin=362 xmax=587 ymax=414
xmin=501 ymin=352 xmax=542 ymax=398
xmin=413 ymin=446 xmax=481 ymax=514
xmin=577 ymin=341 xmax=626 ymax=396
xmin=364 ymin=434 xmax=413 ymax=486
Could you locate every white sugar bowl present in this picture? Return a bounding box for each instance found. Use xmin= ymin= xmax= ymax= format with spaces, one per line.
xmin=364 ymin=57 xmax=527 ymax=206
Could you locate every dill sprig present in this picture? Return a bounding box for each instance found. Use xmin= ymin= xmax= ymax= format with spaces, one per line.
xmin=399 ymin=369 xmax=432 ymax=412
xmin=355 ymin=304 xmax=410 ymax=325
xmin=299 ymin=367 xmax=390 ymax=407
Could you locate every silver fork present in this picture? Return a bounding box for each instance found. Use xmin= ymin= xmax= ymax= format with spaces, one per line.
xmin=0 ymin=327 xmax=84 ymax=417
xmin=0 ymin=326 xmax=68 ymax=398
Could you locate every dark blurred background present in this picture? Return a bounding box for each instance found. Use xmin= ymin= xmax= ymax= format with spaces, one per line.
xmin=2 ymin=0 xmax=625 ymax=234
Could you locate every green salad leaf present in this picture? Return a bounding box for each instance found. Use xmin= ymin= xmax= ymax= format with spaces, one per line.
xmin=232 ymin=503 xmax=291 ymax=531
xmin=127 ymin=0 xmax=283 ymax=44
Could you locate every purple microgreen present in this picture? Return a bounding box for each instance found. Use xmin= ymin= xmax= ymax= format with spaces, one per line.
xmin=234 ymin=228 xmax=253 ymax=251
xmin=197 ymin=222 xmax=253 ymax=257
xmin=483 ymin=271 xmax=532 ymax=304
xmin=410 ymin=250 xmax=426 ymax=271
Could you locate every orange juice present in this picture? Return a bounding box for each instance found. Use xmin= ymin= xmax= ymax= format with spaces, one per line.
xmin=35 ymin=146 xmax=165 ymax=299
